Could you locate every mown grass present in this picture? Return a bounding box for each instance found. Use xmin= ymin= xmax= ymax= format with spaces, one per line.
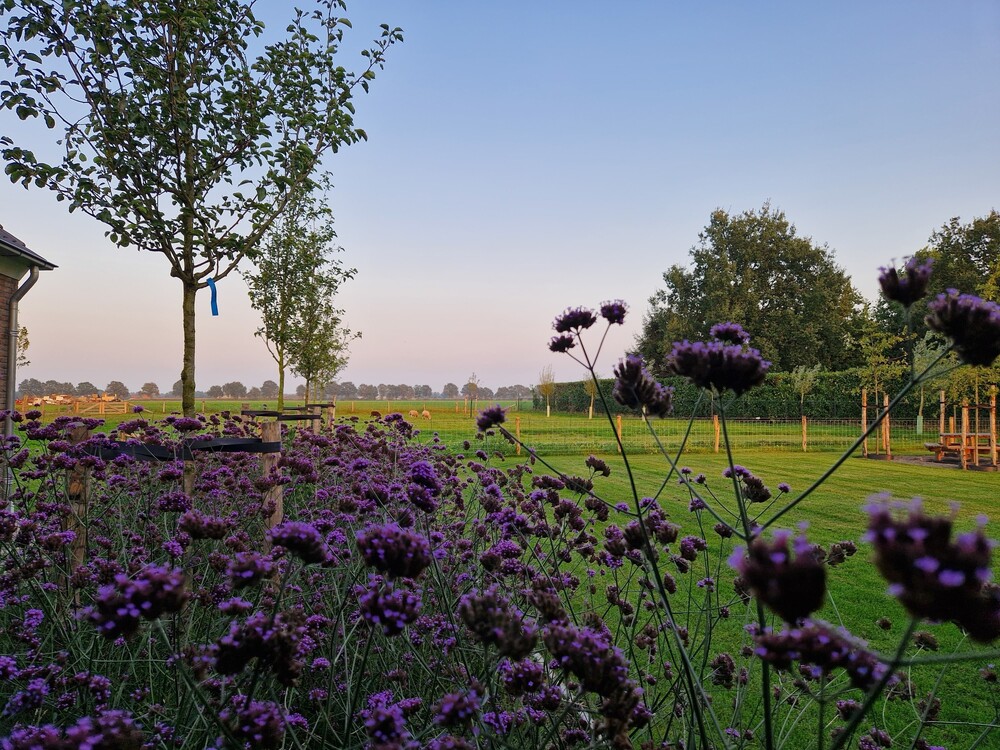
xmin=532 ymin=449 xmax=1000 ymax=747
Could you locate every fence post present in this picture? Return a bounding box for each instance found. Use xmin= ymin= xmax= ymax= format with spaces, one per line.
xmin=515 ymin=416 xmax=521 ymax=456
xmin=65 ymin=425 xmax=92 ymax=600
xmin=990 ymin=391 xmax=997 ymax=467
xmin=712 ymin=414 xmax=720 ymax=453
xmin=801 ymin=415 xmax=808 ymax=452
xmin=616 ymin=414 xmax=623 ymax=453
xmin=882 ymin=393 xmax=891 ymax=459
xmin=326 ymin=403 xmax=336 ymax=430
xmin=861 ymin=388 xmax=868 ymax=458
xmin=961 ymin=400 xmax=970 ymax=470
xmin=261 ymin=420 xmax=283 ymax=530
xmin=939 ymin=390 xmax=946 ymax=437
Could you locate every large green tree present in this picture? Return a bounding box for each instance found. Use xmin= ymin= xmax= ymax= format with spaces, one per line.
xmin=0 ymin=0 xmax=400 ymax=415
xmin=243 ymin=182 xmax=355 ymax=410
xmin=880 ymin=211 xmax=1000 ymax=343
xmin=636 ymin=204 xmax=864 ymax=373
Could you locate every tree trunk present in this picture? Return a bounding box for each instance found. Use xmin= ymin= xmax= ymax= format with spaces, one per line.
xmin=277 ymin=357 xmax=285 ymax=411
xmin=181 ymin=280 xmax=198 ymax=417
xmin=546 ymin=399 xmax=550 ymax=418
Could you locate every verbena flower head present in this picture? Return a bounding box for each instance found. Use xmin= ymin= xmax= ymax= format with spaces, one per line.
xmin=599 ymin=299 xmax=628 ymax=325
xmin=879 ymin=256 xmax=934 ymax=307
xmin=476 ymin=405 xmax=506 ymax=432
xmin=729 ymin=529 xmax=826 ymax=623
xmin=754 ymin=620 xmax=892 ymax=692
xmin=926 ymin=290 xmax=1000 ymax=366
xmin=865 ymin=496 xmax=1000 ymax=642
xmin=458 ymin=587 xmax=537 ymax=660
xmin=548 ymin=334 xmax=576 ymax=353
xmin=612 ymin=355 xmax=673 ymax=418
xmin=553 ymin=306 xmax=597 ymax=333
xmin=709 ymin=322 xmax=750 ymax=345
xmin=267 ymin=521 xmax=330 ymax=565
xmin=667 ymin=337 xmax=770 ymax=395
xmin=87 ymin=565 xmax=187 ymax=639
xmin=356 ymin=523 xmax=432 ymax=579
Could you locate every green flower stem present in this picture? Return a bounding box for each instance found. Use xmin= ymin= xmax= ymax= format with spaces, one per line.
xmin=719 ymin=406 xmax=775 ymax=750
xmin=830 ymin=617 xmax=919 ymax=750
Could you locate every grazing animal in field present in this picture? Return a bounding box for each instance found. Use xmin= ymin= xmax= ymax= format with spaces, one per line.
xmin=421 ymin=410 xmax=431 ymax=419
xmin=408 ymin=409 xmax=419 ymax=418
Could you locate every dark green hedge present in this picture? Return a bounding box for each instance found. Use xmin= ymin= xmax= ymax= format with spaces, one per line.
xmin=533 ymin=370 xmax=939 ymax=420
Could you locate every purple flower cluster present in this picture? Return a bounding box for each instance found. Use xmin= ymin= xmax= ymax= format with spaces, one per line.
xmin=599 ymin=299 xmax=628 ymax=325
xmin=4 ymin=710 xmax=144 ymax=749
xmin=476 ymin=405 xmax=506 ymax=433
xmin=227 ymin=551 xmax=274 ymax=589
xmin=553 ymin=306 xmax=597 ymax=333
xmin=667 ymin=338 xmax=770 ymax=395
xmin=432 ymin=689 xmax=480 ymax=728
xmin=542 ymin=621 xmax=646 ymax=742
xmin=457 ymin=587 xmax=537 ymax=660
xmin=407 ymin=460 xmax=442 ymax=512
xmin=358 ymin=578 xmax=422 ymax=636
xmin=754 ymin=621 xmax=891 ymax=692
xmin=356 ymin=523 xmax=432 ymax=579
xmin=865 ymin=496 xmax=1000 ymax=642
xmin=729 ymin=529 xmax=826 ymax=623
xmin=267 ymin=521 xmax=330 ymax=565
xmin=709 ymin=321 xmax=751 ymax=345
xmin=611 ymin=355 xmax=673 ymax=418
xmin=723 ymin=464 xmax=772 ymax=504
xmin=926 ymin=290 xmax=1000 ymax=366
xmin=86 ymin=565 xmax=187 ymax=639
xmin=221 ymin=697 xmax=288 ymax=749
xmin=214 ymin=611 xmax=306 ymax=686
xmin=879 ymin=257 xmax=934 ymax=307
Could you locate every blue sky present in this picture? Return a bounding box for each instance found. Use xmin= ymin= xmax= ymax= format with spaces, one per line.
xmin=3 ymin=1 xmax=998 ymax=395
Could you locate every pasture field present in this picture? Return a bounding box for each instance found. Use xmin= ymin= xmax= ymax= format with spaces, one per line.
xmin=529 ymin=450 xmax=1000 ymax=748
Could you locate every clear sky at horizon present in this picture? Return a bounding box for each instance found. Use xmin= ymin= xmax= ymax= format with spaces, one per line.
xmin=2 ymin=1 xmax=998 ymax=395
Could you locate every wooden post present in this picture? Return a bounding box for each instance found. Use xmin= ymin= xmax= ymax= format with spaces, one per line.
xmin=882 ymin=393 xmax=891 ymax=459
xmin=939 ymin=390 xmax=946 ymax=437
xmin=261 ymin=420 xmax=283 ymax=530
xmin=861 ymin=388 xmax=868 ymax=458
xmin=961 ymin=400 xmax=970 ymax=470
xmin=325 ymin=403 xmax=336 ymax=430
xmin=99 ymin=401 xmax=105 ymax=415
xmin=712 ymin=414 xmax=720 ymax=453
xmin=990 ymin=392 xmax=997 ymax=467
xmin=515 ymin=416 xmax=521 ymax=456
xmin=65 ymin=425 xmax=91 ymax=600
xmin=616 ymin=414 xmax=623 ymax=453
xmin=801 ymin=415 xmax=808 ymax=452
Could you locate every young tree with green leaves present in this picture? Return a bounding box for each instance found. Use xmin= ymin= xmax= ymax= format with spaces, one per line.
xmin=538 ymin=365 xmax=556 ymax=417
xmin=0 ymin=1 xmax=401 ymax=415
xmin=244 ymin=183 xmax=355 ymax=410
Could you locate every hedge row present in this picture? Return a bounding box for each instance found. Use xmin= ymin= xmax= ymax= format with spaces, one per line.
xmin=532 ymin=370 xmax=949 ymax=420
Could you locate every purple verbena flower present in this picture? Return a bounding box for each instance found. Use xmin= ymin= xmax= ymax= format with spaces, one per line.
xmin=926 ymin=290 xmax=1000 ymax=366
xmin=612 ymin=355 xmax=673 ymax=418
xmin=866 ymin=496 xmax=1000 ymax=642
xmin=879 ymin=256 xmax=934 ymax=307
xmin=599 ymin=300 xmax=628 ymax=325
xmin=548 ymin=334 xmax=576 ymax=353
xmin=709 ymin=322 xmax=750 ymax=345
xmin=729 ymin=530 xmax=826 ymax=623
xmin=667 ymin=338 xmax=770 ymax=395
xmin=267 ymin=522 xmax=329 ymax=565
xmin=476 ymin=405 xmax=506 ymax=432
xmin=356 ymin=523 xmax=432 ymax=579
xmin=86 ymin=565 xmax=187 ymax=639
xmin=553 ymin=306 xmax=597 ymax=333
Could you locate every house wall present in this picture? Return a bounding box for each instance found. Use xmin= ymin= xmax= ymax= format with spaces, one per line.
xmin=0 ymin=273 xmax=15 ymax=407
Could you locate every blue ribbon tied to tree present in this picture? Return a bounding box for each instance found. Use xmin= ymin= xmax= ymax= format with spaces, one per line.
xmin=206 ymin=278 xmax=219 ymax=316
